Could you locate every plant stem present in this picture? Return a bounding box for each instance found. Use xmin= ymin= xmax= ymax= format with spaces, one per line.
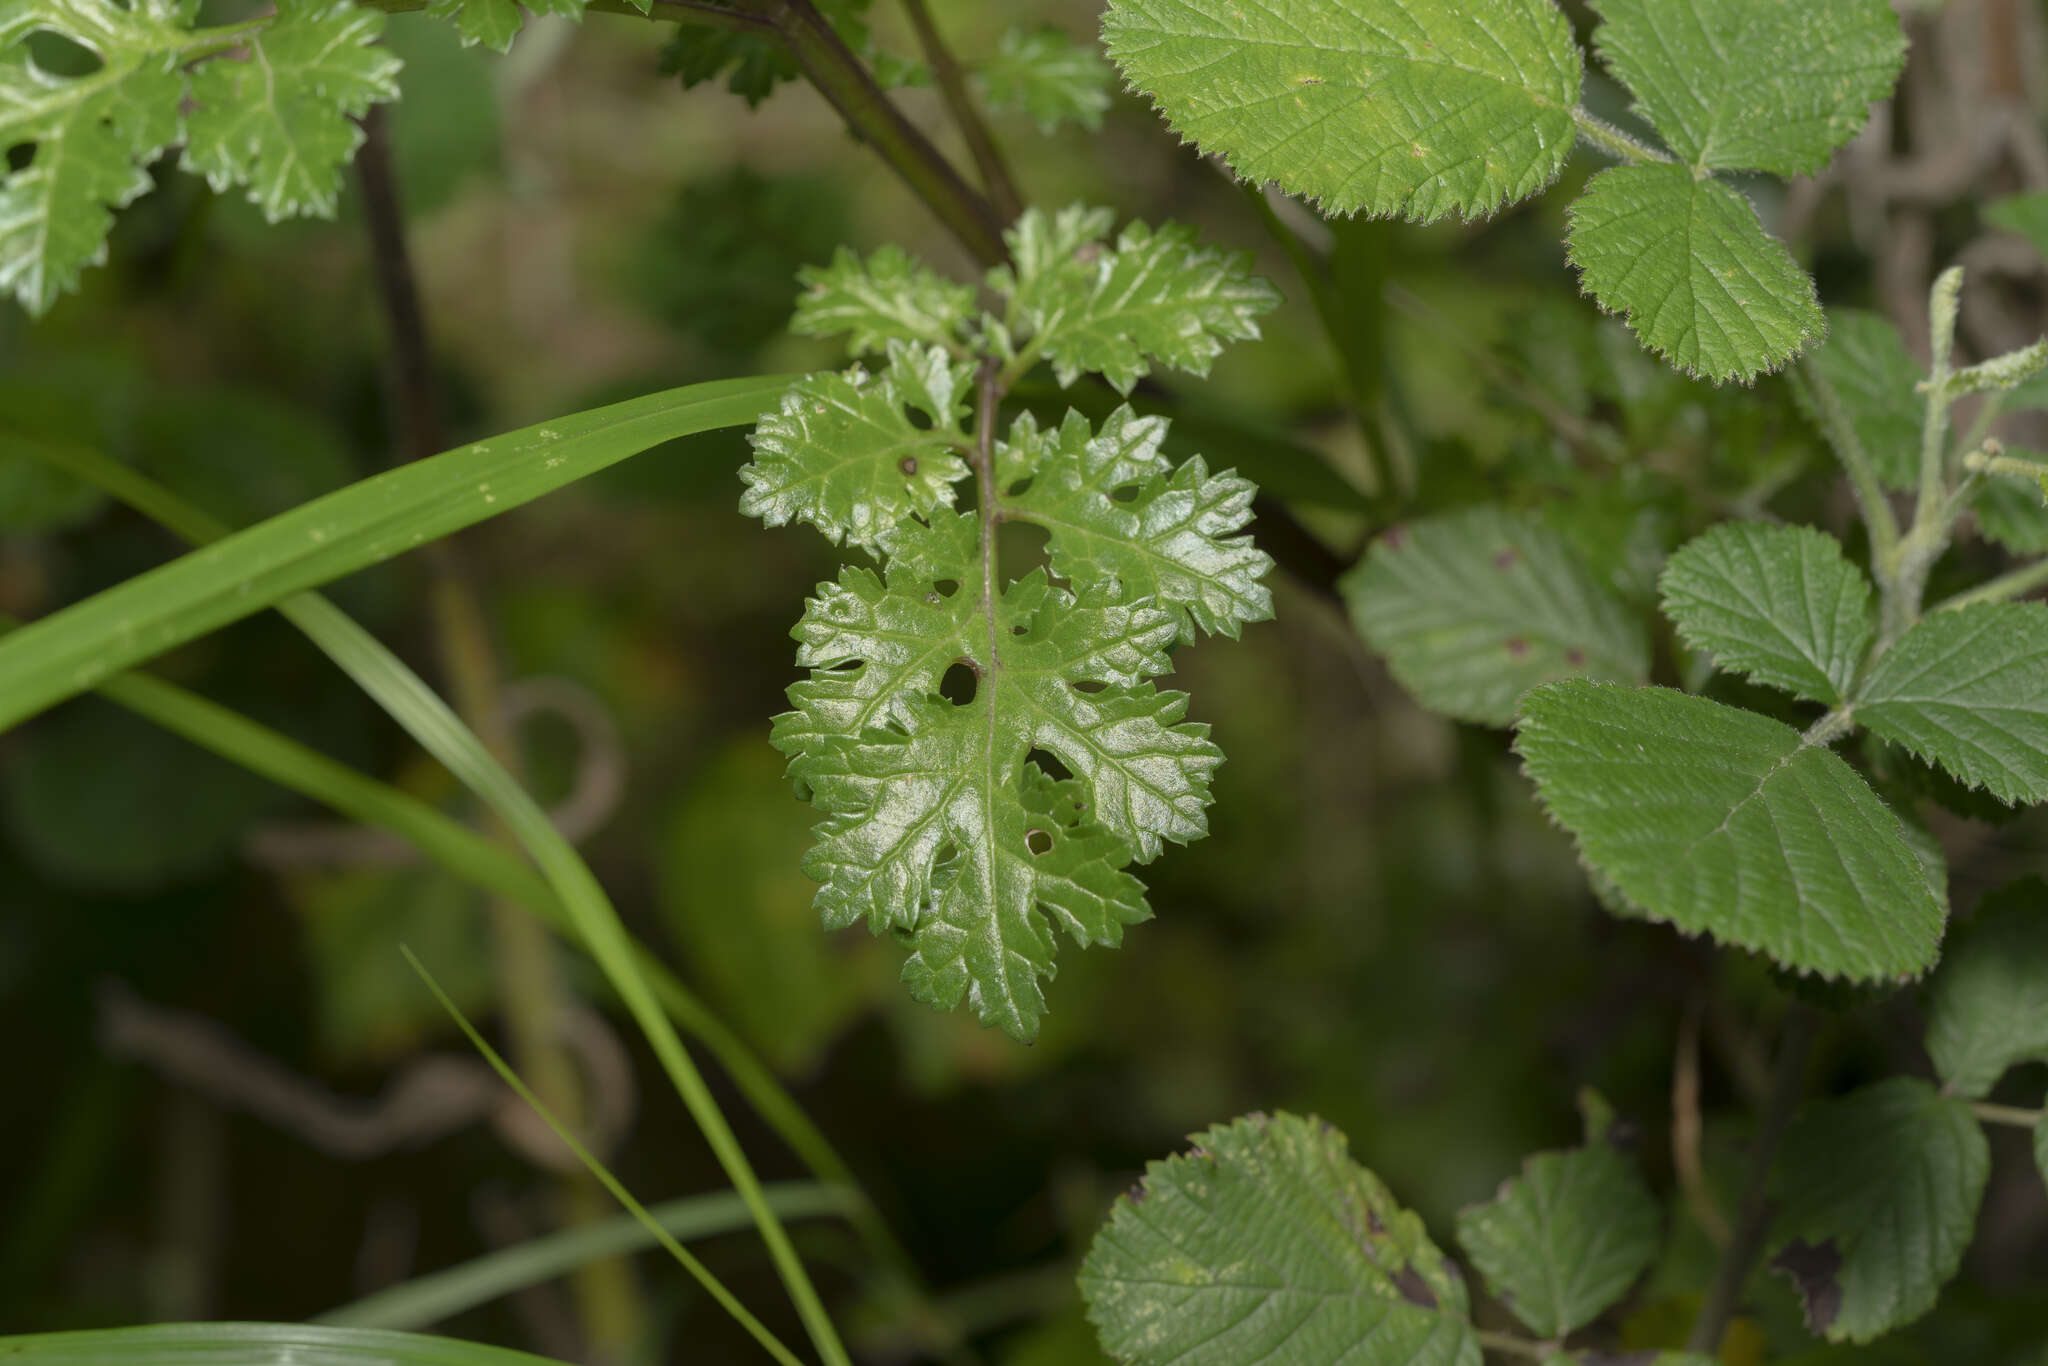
xmin=1473 ymin=1328 xmax=1551 ymax=1360
xmin=1971 ymin=1101 xmax=2043 ymax=1128
xmin=1571 ymin=108 xmax=1672 ymax=164
xmin=1936 ymin=556 xmax=2048 ymax=610
xmin=1685 ymin=1007 xmax=1818 ymax=1356
xmin=898 ymin=0 xmax=1023 ymax=221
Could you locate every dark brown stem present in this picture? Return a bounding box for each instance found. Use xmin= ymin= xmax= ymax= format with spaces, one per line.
xmin=1686 ymin=1007 xmax=1818 ymax=1355
xmin=898 ymin=0 xmax=1023 ymax=222
xmin=357 ymin=108 xmax=444 ymax=463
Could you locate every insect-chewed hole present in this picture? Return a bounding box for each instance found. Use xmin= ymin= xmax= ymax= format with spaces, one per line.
xmin=939 ymin=661 xmax=980 ymax=706
xmin=1026 ymin=747 xmax=1074 ymax=782
xmin=905 ymin=407 xmax=935 ymax=431
xmin=1011 ymin=623 xmax=1029 ymax=637
xmin=818 ymin=657 xmax=863 ymax=673
xmin=1006 ymin=476 xmax=1036 ymax=498
xmin=1025 ymin=828 xmax=1054 ymax=856
xmin=934 ymin=840 xmax=959 ymax=866
xmin=932 ymin=578 xmax=962 ymax=598
xmin=1071 ymin=679 xmax=1106 ymax=694
xmin=996 ymin=520 xmax=1051 ymax=576
xmin=1109 ymin=483 xmax=1143 ymax=504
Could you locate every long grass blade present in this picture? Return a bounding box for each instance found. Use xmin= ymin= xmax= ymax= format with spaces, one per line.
xmin=0 ymin=1322 xmax=571 ymax=1364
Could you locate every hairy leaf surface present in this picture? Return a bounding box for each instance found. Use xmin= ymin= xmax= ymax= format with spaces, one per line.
xmin=1769 ymin=1079 xmax=1988 ymax=1343
xmin=993 ymin=207 xmax=1280 ymax=393
xmin=1567 ymin=164 xmax=1824 ymax=383
xmin=1100 ymin=0 xmax=1582 ymax=222
xmin=1923 ymin=879 xmax=2048 ymax=1100
xmin=1453 ymin=1141 xmax=1661 ymax=1338
xmin=1974 ymin=466 xmax=2048 ymax=553
xmin=1800 ymin=309 xmax=1923 ymax=489
xmin=1344 ymin=507 xmax=1649 ymax=727
xmin=1590 ymin=0 xmax=1905 ymax=177
xmin=1516 ymin=681 xmax=1944 ymax=980
xmin=1855 ymin=603 xmax=2048 ymax=806
xmin=1660 ymin=523 xmax=1874 ymax=706
xmin=1080 ymin=1112 xmax=1480 ymax=1366
xmin=975 ymin=25 xmax=1112 ymax=134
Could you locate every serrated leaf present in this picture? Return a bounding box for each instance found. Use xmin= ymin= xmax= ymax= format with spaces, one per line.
xmin=999 ymin=407 xmax=1271 ymax=642
xmin=1800 ymin=309 xmax=1924 ymax=490
xmin=1567 ymin=163 xmax=1825 ymax=383
xmin=1768 ymin=1079 xmax=1988 ymax=1343
xmin=182 ymin=0 xmax=400 ymax=221
xmin=1974 ymin=465 xmax=2048 ymax=553
xmin=1660 ymin=523 xmax=1874 ymax=706
xmin=992 ymin=208 xmax=1280 ymax=393
xmin=1590 ymin=0 xmax=1904 ymax=177
xmin=1342 ymin=507 xmax=1650 ymax=727
xmin=424 ymin=0 xmax=584 ymax=54
xmin=1453 ymin=1142 xmax=1661 ymax=1338
xmin=1923 ymin=878 xmax=2048 ymax=1100
xmin=1079 ymin=1112 xmax=1480 ymax=1366
xmin=1854 ymin=603 xmax=2048 ymax=806
xmin=975 ymin=25 xmax=1111 ymax=134
xmin=1101 ymin=0 xmax=1581 ymax=223
xmin=739 ymin=346 xmax=974 ymax=552
xmin=658 ymin=0 xmax=919 ymax=106
xmin=1516 ymin=680 xmax=1945 ymax=980
xmin=790 ymin=243 xmax=977 ymax=357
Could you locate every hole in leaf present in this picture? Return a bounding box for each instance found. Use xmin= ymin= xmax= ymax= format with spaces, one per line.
xmin=1110 ymin=484 xmax=1143 ymax=504
xmin=818 ymin=657 xmax=862 ymax=673
xmin=1006 ymin=476 xmax=1035 ymax=498
xmin=996 ymin=520 xmax=1051 ymax=576
xmin=1072 ymin=679 xmax=1107 ymax=694
xmin=1011 ymin=623 xmax=1029 ymax=636
xmin=1026 ymin=748 xmax=1074 ymax=782
xmin=934 ymin=840 xmax=959 ymax=866
xmin=905 ymin=407 xmax=935 ymax=431
xmin=26 ymin=31 xmax=100 ymax=78
xmin=939 ymin=662 xmax=979 ymax=706
xmin=1025 ymin=828 xmax=1053 ymax=856
xmin=933 ymin=578 xmax=961 ymax=598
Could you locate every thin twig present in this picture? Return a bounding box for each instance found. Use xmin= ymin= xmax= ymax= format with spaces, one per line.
xmin=899 ymin=0 xmax=1023 ymax=221
xmin=1674 ymin=994 xmax=1732 ymax=1247
xmin=1972 ymin=1100 xmax=2044 ymax=1128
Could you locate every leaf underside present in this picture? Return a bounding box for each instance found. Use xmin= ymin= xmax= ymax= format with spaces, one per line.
xmin=1516 ymin=680 xmax=1945 ymax=981
xmin=1922 ymin=878 xmax=2048 ymax=1100
xmin=1079 ymin=1112 xmax=1481 ymax=1366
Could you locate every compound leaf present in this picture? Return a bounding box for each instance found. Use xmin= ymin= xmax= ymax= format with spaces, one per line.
xmin=791 ymin=243 xmax=977 ymax=357
xmin=1923 ymin=878 xmax=2048 ymax=1100
xmin=424 ymin=0 xmax=586 ymax=54
xmin=1101 ymin=0 xmax=1581 ymax=223
xmin=1080 ymin=1112 xmax=1480 ymax=1366
xmin=1453 ymin=1141 xmax=1661 ymax=1339
xmin=1590 ymin=0 xmax=1905 ymax=177
xmin=1568 ymin=163 xmax=1824 ymax=383
xmin=975 ymin=25 xmax=1112 ymax=134
xmin=1799 ymin=310 xmax=1926 ymax=490
xmin=739 ymin=346 xmax=975 ymax=552
xmin=182 ymin=0 xmax=402 ymax=221
xmin=993 ymin=207 xmax=1280 ymax=393
xmin=999 ymin=407 xmax=1272 ymax=643
xmin=1659 ymin=523 xmax=1874 ymax=706
xmin=1769 ymin=1079 xmax=1989 ymax=1343
xmin=1343 ymin=507 xmax=1649 ymax=728
xmin=1854 ymin=603 xmax=2048 ymax=806
xmin=1516 ymin=681 xmax=1944 ymax=980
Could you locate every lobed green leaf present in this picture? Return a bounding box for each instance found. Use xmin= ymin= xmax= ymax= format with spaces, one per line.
xmin=424 ymin=0 xmax=587 ymax=54
xmin=790 ymin=243 xmax=977 ymax=357
xmin=1922 ymin=879 xmax=2048 ymax=1100
xmin=975 ymin=25 xmax=1112 ymax=134
xmin=1516 ymin=681 xmax=1945 ymax=981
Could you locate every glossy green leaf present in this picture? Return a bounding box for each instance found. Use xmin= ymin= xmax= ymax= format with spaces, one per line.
xmin=1453 ymin=1141 xmax=1661 ymax=1338
xmin=1343 ymin=507 xmax=1650 ymax=727
xmin=1566 ymin=163 xmax=1825 ymax=383
xmin=1516 ymin=681 xmax=1944 ymax=980
xmin=423 ymin=0 xmax=585 ymax=53
xmin=1101 ymin=0 xmax=1581 ymax=222
xmin=1660 ymin=523 xmax=1874 ymax=706
xmin=0 ymin=1322 xmax=567 ymax=1364
xmin=1079 ymin=1112 xmax=1480 ymax=1366
xmin=1769 ymin=1079 xmax=1988 ymax=1343
xmin=1855 ymin=603 xmax=2048 ymax=806
xmin=0 ymin=374 xmax=792 ymax=735
xmin=992 ymin=206 xmax=1281 ymax=393
xmin=790 ymin=243 xmax=976 ymax=357
xmin=1590 ymin=0 xmax=1905 ymax=176
xmin=975 ymin=25 xmax=1112 ymax=134
xmin=1799 ymin=310 xmax=1923 ymax=489
xmin=1923 ymin=878 xmax=2048 ymax=1100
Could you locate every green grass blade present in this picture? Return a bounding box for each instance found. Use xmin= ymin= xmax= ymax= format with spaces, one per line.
xmin=317 ymin=1182 xmax=860 ymax=1332
xmin=401 ymin=948 xmax=808 ymax=1366
xmin=0 ymin=1322 xmax=569 ymax=1364
xmin=0 ymin=374 xmax=790 ymax=733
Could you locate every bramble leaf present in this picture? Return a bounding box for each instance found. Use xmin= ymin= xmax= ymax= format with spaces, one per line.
xmin=1342 ymin=507 xmax=1649 ymax=727
xmin=424 ymin=0 xmax=586 ymax=54
xmin=1659 ymin=523 xmax=1874 ymax=706
xmin=975 ymin=25 xmax=1112 ymax=134
xmin=790 ymin=244 xmax=977 ymax=357
xmin=1080 ymin=1113 xmax=1481 ymax=1366
xmin=1590 ymin=0 xmax=1905 ymax=177
xmin=1800 ymin=309 xmax=1923 ymax=490
xmin=1567 ymin=163 xmax=1825 ymax=383
xmin=998 ymin=407 xmax=1272 ymax=643
xmin=1923 ymin=879 xmax=2048 ymax=1100
xmin=1516 ymin=681 xmax=1945 ymax=980
xmin=1854 ymin=603 xmax=2048 ymax=806
xmin=1101 ymin=0 xmax=1581 ymax=223
xmin=992 ymin=208 xmax=1281 ymax=393
xmin=1453 ymin=1140 xmax=1661 ymax=1338
xmin=1769 ymin=1079 xmax=1988 ymax=1343
xmin=182 ymin=0 xmax=402 ymax=221
xmin=1974 ymin=461 xmax=2048 ymax=553
xmin=739 ymin=345 xmax=974 ymax=552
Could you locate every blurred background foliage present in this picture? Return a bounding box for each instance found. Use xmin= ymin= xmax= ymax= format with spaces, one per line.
xmin=3 ymin=1 xmax=2048 ymax=1363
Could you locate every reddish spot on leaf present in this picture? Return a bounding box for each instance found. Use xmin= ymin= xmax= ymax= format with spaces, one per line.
xmin=1493 ymin=547 xmax=1520 ymax=570
xmin=1567 ymin=647 xmax=1586 ymax=666
xmin=1505 ymin=636 xmax=1530 ymax=658
xmin=1382 ymin=524 xmax=1408 ymax=550
xmin=1391 ymin=1266 xmax=1437 ymax=1309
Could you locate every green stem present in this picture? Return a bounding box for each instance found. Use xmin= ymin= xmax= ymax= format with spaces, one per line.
xmin=1971 ymin=1101 xmax=2043 ymax=1129
xmin=899 ymin=0 xmax=1023 ymax=221
xmin=1935 ymin=556 xmax=2048 ymax=611
xmin=1473 ymin=1328 xmax=1550 ymax=1360
xmin=1571 ymin=107 xmax=1672 ymax=164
